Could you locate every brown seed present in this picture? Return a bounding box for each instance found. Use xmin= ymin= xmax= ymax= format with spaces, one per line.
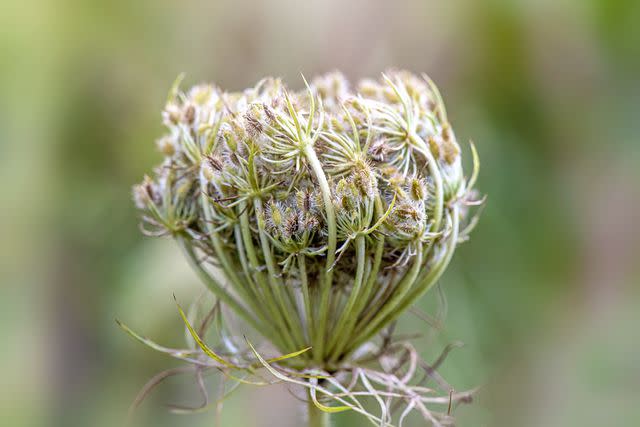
xmin=183 ymin=105 xmax=196 ymax=123
xmin=244 ymin=112 xmax=263 ymax=137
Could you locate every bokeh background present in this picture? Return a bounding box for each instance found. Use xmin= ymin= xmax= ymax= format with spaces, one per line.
xmin=2 ymin=0 xmax=639 ymax=426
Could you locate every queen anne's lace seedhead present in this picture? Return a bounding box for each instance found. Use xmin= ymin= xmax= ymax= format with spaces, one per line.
xmin=131 ymin=70 xmax=482 ymax=425
xmin=133 ymin=70 xmax=481 ymax=358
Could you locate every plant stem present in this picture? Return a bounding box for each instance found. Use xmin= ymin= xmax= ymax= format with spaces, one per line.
xmin=348 ymin=245 xmax=423 ymax=352
xmin=326 ymin=235 xmax=366 ymax=358
xmin=238 ymin=201 xmax=297 ymax=351
xmin=176 ymin=236 xmax=265 ymax=336
xmin=253 ymin=197 xmax=306 ymax=348
xmin=303 ymin=143 xmax=336 ymax=363
xmin=307 ymin=400 xmax=329 ymax=427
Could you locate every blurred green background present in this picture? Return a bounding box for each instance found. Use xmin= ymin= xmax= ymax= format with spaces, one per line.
xmin=2 ymin=0 xmax=639 ymax=426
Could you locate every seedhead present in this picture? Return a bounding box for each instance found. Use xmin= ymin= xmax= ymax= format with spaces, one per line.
xmin=126 ymin=70 xmax=482 ymax=426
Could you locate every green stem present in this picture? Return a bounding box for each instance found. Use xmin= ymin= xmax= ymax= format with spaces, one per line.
xmin=254 ymin=197 xmax=306 ymax=348
xmin=326 ymin=235 xmax=366 ymax=358
xmin=303 ymin=144 xmax=336 ymax=363
xmin=307 ymin=400 xmax=329 ymax=427
xmin=380 ymin=205 xmax=460 ymax=330
xmin=328 ymin=196 xmax=385 ymax=361
xmin=199 ymin=192 xmax=282 ymax=340
xmin=298 ymin=254 xmax=313 ymax=343
xmin=176 ymin=235 xmax=268 ymax=338
xmin=233 ymin=224 xmax=287 ymax=351
xmin=199 ymin=194 xmax=253 ymax=302
xmin=347 ymin=245 xmax=424 ymax=353
xmin=345 ymin=205 xmax=460 ymax=356
xmin=238 ymin=201 xmax=297 ymax=351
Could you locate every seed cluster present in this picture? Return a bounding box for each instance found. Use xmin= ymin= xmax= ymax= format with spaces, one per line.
xmin=133 ymin=70 xmax=481 ymax=366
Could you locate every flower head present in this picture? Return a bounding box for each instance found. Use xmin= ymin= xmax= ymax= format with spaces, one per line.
xmin=130 ymin=71 xmax=482 ymax=426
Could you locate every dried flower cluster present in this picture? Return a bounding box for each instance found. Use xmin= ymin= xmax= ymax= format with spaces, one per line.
xmin=129 ymin=70 xmax=481 ymax=425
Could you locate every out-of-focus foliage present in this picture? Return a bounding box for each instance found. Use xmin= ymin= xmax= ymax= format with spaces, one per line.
xmin=1 ymin=1 xmax=638 ymax=426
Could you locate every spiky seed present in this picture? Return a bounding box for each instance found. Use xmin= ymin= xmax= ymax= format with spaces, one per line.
xmin=409 ymin=178 xmax=426 ymax=201
xmin=244 ymin=109 xmax=264 ymax=137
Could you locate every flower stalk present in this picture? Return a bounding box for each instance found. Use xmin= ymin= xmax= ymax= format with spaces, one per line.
xmin=308 ymin=399 xmax=330 ymax=427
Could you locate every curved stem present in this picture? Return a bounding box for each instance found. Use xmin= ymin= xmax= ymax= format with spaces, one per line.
xmin=176 ymin=235 xmax=269 ymax=338
xmin=199 ymin=194 xmax=250 ymax=300
xmin=303 ymin=144 xmax=336 ymax=363
xmin=345 ymin=205 xmax=460 ymax=356
xmin=386 ymin=205 xmax=460 ymax=326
